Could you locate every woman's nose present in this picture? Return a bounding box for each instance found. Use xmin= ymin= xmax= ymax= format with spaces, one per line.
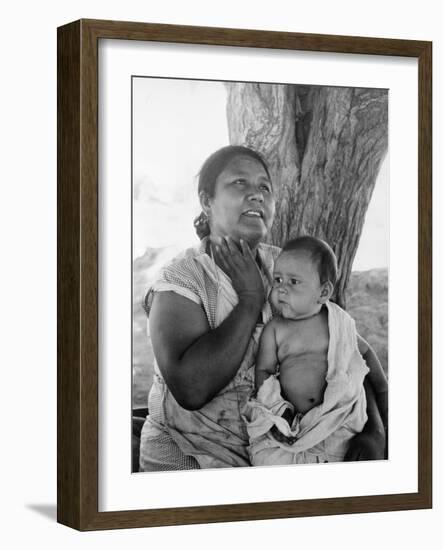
xmin=246 ymin=185 xmax=264 ymax=203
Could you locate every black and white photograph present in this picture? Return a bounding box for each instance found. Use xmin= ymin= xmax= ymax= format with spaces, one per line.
xmin=131 ymin=76 xmax=389 ymax=473
xmin=3 ymin=0 xmax=437 ymax=541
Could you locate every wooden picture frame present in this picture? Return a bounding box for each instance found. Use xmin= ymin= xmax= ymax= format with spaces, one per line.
xmin=57 ymin=18 xmax=432 ymax=530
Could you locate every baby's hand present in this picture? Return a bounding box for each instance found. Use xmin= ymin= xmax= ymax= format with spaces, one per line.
xmin=270 ymin=425 xmax=297 ymax=445
xmin=269 ymin=408 xmax=297 ymax=445
xmin=281 ymin=408 xmax=295 ymax=426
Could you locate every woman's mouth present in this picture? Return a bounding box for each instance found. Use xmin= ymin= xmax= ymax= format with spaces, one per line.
xmin=242 ymin=209 xmax=264 ymax=219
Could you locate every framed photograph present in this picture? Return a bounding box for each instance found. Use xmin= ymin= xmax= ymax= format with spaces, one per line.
xmin=57 ymin=19 xmax=432 ymax=530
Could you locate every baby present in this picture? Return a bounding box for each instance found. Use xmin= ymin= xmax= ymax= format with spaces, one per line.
xmin=244 ymin=236 xmax=388 ymax=465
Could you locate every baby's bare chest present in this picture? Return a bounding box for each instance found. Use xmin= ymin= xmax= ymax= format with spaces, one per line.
xmin=275 ymin=316 xmax=329 ymax=361
xmin=274 ymin=316 xmax=330 ymax=412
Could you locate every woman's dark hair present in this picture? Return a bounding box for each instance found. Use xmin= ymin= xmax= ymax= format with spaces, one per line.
xmin=282 ymin=236 xmax=338 ymax=287
xmin=193 ymin=145 xmax=271 ymax=239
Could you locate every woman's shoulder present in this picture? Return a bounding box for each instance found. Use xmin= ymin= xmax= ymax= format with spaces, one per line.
xmin=144 ymin=242 xmax=209 ymax=316
xmin=161 ymin=241 xmax=207 ymax=273
xmin=153 ymin=239 xmax=217 ymax=296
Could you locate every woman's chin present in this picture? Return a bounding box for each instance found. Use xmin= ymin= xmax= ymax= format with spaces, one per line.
xmin=237 ymin=228 xmax=267 ymax=247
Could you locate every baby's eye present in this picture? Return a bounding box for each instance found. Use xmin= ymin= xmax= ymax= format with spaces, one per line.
xmin=260 ymin=183 xmax=271 ymax=193
xmin=273 ymin=276 xmax=282 ymax=284
xmin=233 ymin=178 xmax=246 ymax=186
xmin=290 ymin=278 xmax=300 ymax=285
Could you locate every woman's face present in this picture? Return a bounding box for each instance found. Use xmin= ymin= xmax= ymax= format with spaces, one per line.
xmin=203 ymin=155 xmax=276 ymax=248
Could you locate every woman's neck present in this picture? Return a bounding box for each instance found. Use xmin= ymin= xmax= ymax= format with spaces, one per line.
xmin=208 ymin=234 xmax=260 ymax=255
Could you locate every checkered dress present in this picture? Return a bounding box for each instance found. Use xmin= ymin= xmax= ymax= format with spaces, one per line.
xmin=139 ymin=238 xmax=280 ymax=471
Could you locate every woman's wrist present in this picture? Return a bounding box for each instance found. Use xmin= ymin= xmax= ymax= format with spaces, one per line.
xmin=237 ymin=291 xmax=264 ymax=314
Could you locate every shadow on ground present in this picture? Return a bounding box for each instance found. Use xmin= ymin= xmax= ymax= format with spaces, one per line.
xmin=26 ymin=504 xmax=57 ymax=522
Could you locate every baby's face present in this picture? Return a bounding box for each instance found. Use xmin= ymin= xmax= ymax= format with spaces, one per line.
xmin=271 ymin=251 xmax=324 ymax=320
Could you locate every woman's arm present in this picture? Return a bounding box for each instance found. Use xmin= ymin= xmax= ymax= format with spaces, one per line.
xmin=357 ymin=335 xmax=388 ymax=432
xmin=149 ymin=238 xmax=265 ymax=410
xmin=344 ymin=377 xmax=386 ymax=461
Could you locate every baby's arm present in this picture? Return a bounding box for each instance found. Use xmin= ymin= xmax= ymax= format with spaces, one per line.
xmin=357 ymin=335 xmax=388 ymax=433
xmin=255 ymin=320 xmax=279 ymax=392
xmin=256 ymin=321 xmax=297 ymax=443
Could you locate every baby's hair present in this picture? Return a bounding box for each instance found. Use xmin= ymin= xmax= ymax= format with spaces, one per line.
xmin=193 ymin=145 xmax=271 ymax=239
xmin=282 ymin=236 xmax=338 ymax=286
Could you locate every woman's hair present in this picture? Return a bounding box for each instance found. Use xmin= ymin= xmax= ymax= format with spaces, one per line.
xmin=193 ymin=145 xmax=271 ymax=239
xmin=282 ymin=236 xmax=338 ymax=286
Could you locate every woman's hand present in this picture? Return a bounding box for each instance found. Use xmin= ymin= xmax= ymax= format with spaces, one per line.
xmin=213 ymin=237 xmax=265 ymax=310
xmin=344 ymin=430 xmax=385 ymax=461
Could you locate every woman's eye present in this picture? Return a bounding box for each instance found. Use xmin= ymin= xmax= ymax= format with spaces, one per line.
xmin=260 ymin=184 xmax=271 ymax=193
xmin=234 ymin=179 xmax=246 ymax=186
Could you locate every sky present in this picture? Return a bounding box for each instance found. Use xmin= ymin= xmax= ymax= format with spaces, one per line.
xmin=132 ymin=77 xmax=388 ymax=271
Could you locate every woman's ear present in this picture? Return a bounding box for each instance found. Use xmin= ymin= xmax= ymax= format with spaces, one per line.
xmin=318 ymin=281 xmax=334 ymax=303
xmin=199 ymin=191 xmax=212 ymax=216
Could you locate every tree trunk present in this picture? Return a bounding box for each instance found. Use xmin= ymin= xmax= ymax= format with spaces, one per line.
xmin=226 ymin=83 xmax=388 ymax=307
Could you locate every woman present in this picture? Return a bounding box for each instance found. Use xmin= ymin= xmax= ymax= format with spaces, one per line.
xmin=139 ymin=145 xmax=385 ymax=471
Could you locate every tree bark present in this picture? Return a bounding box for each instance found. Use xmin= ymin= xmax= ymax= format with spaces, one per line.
xmin=226 ymin=83 xmax=388 ymax=307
